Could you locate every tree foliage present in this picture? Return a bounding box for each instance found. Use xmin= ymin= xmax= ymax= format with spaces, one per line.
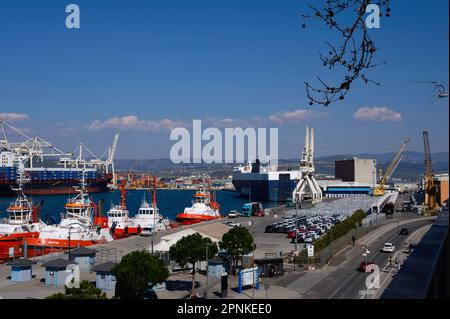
xmin=169 ymin=233 xmax=218 ymax=297
xmin=219 ymin=226 xmax=255 ymax=273
xmin=46 ymin=280 xmax=107 ymax=299
xmin=111 ymin=250 xmax=169 ymax=299
xmin=301 ymin=0 xmax=391 ymax=106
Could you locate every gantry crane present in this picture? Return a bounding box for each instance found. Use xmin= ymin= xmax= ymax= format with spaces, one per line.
xmin=423 ymin=131 xmax=438 ymax=212
xmin=373 ymin=137 xmax=410 ymax=196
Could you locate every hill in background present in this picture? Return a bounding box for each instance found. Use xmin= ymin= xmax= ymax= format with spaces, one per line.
xmin=114 ymin=151 xmax=448 ymax=181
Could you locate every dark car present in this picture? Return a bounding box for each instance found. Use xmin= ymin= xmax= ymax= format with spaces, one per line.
xmin=265 ymin=225 xmax=274 ymax=233
xmin=399 ymin=228 xmax=409 ymax=235
xmin=274 ymin=226 xmax=285 ymax=233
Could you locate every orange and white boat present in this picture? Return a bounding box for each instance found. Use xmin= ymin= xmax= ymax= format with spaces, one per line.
xmin=175 ymin=184 xmax=221 ymax=225
xmin=24 ymin=174 xmax=113 ymax=257
xmin=132 ymin=176 xmax=171 ymax=234
xmin=107 ymin=180 xmax=140 ymax=239
xmin=0 ymin=187 xmax=43 ymax=263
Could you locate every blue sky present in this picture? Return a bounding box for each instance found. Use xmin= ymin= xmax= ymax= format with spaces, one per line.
xmin=0 ymin=0 xmax=448 ymax=159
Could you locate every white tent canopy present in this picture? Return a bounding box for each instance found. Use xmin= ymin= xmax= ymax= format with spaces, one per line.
xmin=151 ymin=228 xmax=220 ymax=252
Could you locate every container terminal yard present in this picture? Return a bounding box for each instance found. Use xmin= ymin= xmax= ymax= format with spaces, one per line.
xmin=0 ymin=120 xmax=448 ymax=299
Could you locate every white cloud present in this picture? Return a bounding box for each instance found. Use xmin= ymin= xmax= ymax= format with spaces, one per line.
xmin=205 ymin=116 xmax=267 ymax=128
xmin=89 ymin=115 xmax=187 ymax=132
xmin=268 ymin=109 xmax=321 ymax=124
xmin=0 ymin=113 xmax=30 ymax=122
xmin=353 ymin=107 xmax=402 ymax=122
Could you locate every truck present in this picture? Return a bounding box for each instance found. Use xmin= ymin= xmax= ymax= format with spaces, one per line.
xmin=241 ymin=202 xmax=264 ymax=217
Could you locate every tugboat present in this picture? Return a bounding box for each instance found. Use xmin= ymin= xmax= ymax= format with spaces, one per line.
xmin=132 ymin=176 xmax=171 ymax=235
xmin=175 ymin=183 xmax=221 ymax=225
xmin=24 ymin=172 xmax=113 ymax=257
xmin=0 ymin=181 xmax=43 ymax=262
xmin=107 ymin=180 xmax=140 ymax=239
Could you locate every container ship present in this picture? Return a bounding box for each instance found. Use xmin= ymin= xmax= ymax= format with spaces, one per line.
xmin=0 ymin=120 xmax=118 ymax=197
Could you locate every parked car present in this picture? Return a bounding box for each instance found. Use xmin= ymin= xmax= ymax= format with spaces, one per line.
xmin=223 ymin=221 xmax=240 ymax=227
xmin=358 ymin=261 xmax=375 ymax=272
xmin=382 ymin=242 xmax=395 ymax=253
xmin=265 ymin=225 xmax=274 ymax=233
xmin=287 ymin=230 xmax=298 ymax=238
xmin=304 ymin=237 xmax=313 ymax=243
xmin=399 ymin=228 xmax=409 ymax=235
xmin=140 ymin=227 xmax=153 ymax=237
xmin=274 ymin=226 xmax=285 ymax=233
xmin=228 ymin=210 xmax=240 ymax=218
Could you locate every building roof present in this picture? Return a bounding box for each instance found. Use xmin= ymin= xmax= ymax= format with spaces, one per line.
xmin=7 ymin=258 xmax=36 ymax=267
xmin=152 ymin=222 xmax=231 ymax=252
xmin=92 ymin=261 xmax=117 ymax=273
xmin=42 ymin=258 xmax=76 ymax=269
xmin=69 ymin=247 xmax=96 ymax=257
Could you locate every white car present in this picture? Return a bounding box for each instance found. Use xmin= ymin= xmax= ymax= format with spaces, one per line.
xmin=228 ymin=210 xmax=240 ymax=218
xmin=140 ymin=227 xmax=153 ymax=237
xmin=224 ymin=221 xmax=240 ymax=227
xmin=382 ymin=242 xmax=395 ymax=253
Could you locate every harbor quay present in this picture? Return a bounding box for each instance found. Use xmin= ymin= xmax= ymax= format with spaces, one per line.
xmin=0 ymin=206 xmax=295 ymax=299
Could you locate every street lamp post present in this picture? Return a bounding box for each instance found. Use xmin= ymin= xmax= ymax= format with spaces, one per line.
xmin=67 ymin=227 xmax=75 ymax=260
xmin=205 ymin=242 xmax=214 ymax=299
xmin=205 ymin=244 xmax=209 ymax=299
xmin=362 ymin=246 xmax=371 ymax=299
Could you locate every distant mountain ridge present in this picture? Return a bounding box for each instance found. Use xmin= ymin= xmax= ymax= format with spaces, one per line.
xmin=114 ymin=151 xmax=448 ymax=181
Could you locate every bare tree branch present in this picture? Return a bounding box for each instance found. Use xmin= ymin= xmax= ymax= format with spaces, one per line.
xmin=413 ymin=80 xmax=449 ymax=99
xmin=302 ymin=0 xmax=391 ymax=106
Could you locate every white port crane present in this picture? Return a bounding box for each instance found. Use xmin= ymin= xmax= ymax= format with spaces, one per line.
xmin=292 ymin=126 xmax=323 ymax=206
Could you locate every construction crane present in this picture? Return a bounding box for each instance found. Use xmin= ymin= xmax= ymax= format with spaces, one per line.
xmin=423 ymin=131 xmax=438 ymax=212
xmin=373 ymin=137 xmax=410 ymax=196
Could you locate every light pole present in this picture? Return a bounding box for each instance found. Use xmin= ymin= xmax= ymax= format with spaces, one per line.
xmin=150 ymin=229 xmax=154 ymax=255
xmin=67 ymin=227 xmax=75 ymax=260
xmin=252 ymin=229 xmax=256 ymax=299
xmin=362 ymin=246 xmax=371 ymax=299
xmin=205 ymin=243 xmax=214 ymax=299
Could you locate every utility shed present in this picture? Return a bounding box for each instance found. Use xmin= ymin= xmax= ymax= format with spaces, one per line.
xmin=92 ymin=262 xmax=117 ymax=291
xmin=69 ymin=247 xmax=96 ymax=271
xmin=254 ymin=258 xmax=284 ymax=278
xmin=42 ymin=258 xmax=77 ymax=287
xmin=208 ymin=256 xmax=226 ymax=278
xmin=7 ymin=259 xmax=36 ymax=282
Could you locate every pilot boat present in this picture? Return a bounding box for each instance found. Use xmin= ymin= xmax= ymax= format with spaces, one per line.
xmin=0 ymin=185 xmax=43 ymax=262
xmin=24 ymin=174 xmax=113 ymax=257
xmin=175 ymin=184 xmax=221 ymax=225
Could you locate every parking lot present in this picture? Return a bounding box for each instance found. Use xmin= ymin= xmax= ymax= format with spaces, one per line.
xmin=264 ymin=213 xmax=347 ymax=245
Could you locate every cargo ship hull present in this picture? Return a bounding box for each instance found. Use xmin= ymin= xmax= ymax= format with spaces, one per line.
xmin=232 ymin=170 xmax=301 ymax=202
xmin=175 ymin=214 xmax=221 ymax=225
xmin=0 ymin=167 xmax=112 ymax=197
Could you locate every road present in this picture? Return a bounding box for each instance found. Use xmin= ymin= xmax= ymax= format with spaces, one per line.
xmin=302 ymin=218 xmax=434 ymax=299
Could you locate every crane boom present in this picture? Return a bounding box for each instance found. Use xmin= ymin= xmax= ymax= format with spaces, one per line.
xmin=373 ymin=137 xmax=410 ymax=196
xmin=423 ymin=131 xmax=437 ymax=210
